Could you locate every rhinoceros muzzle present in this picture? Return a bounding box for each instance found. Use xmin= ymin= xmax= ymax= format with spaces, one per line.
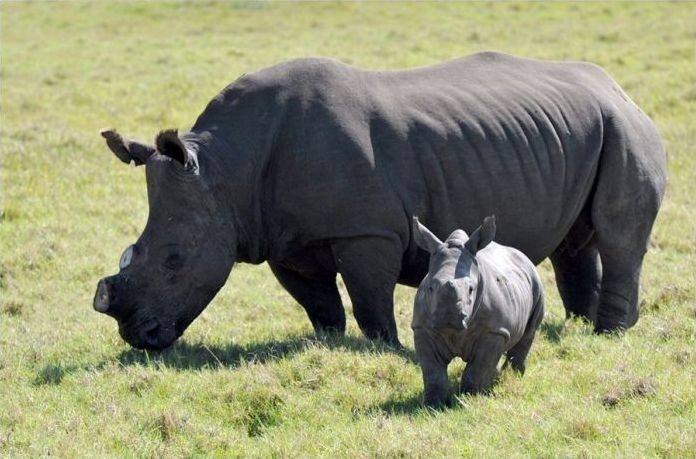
xmin=119 ymin=317 xmax=173 ymax=350
xmin=93 ymin=275 xmax=130 ymax=316
xmin=93 ymin=278 xmax=111 ymax=312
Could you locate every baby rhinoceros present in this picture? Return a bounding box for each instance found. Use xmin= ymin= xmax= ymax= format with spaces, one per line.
xmin=412 ymin=216 xmax=544 ymax=407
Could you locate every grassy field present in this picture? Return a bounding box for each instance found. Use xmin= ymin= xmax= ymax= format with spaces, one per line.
xmin=1 ymin=2 xmax=695 ymax=457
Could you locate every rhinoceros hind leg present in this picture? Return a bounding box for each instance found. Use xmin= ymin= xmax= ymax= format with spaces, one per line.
xmin=505 ymin=296 xmax=545 ymax=374
xmin=549 ymin=242 xmax=601 ymax=322
xmin=269 ymin=263 xmax=346 ymax=334
xmin=591 ymin=136 xmax=664 ymax=333
xmin=593 ymin=247 xmax=645 ymax=333
xmin=332 ymin=236 xmax=402 ymax=345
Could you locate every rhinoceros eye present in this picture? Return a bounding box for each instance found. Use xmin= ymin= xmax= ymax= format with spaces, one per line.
xmin=469 ymin=285 xmax=474 ymax=295
xmin=163 ymin=253 xmax=185 ymax=271
xmin=119 ymin=245 xmax=134 ymax=270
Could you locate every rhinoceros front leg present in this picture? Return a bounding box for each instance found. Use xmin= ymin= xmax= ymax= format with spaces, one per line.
xmin=414 ymin=329 xmax=451 ymax=407
xmin=269 ymin=262 xmax=346 ymax=334
xmin=460 ymin=333 xmax=507 ymax=395
xmin=331 ymin=236 xmax=402 ymax=345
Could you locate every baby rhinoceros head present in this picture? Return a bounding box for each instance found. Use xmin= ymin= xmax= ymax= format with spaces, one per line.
xmin=411 ymin=216 xmax=496 ymax=333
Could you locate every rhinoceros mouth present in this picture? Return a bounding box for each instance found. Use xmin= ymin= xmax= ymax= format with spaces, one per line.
xmin=119 ymin=317 xmax=179 ymax=351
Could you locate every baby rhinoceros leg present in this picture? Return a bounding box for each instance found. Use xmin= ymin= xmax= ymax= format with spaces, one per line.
xmin=460 ymin=333 xmax=507 ymax=395
xmin=505 ymin=296 xmax=545 ymax=375
xmin=414 ymin=329 xmax=452 ymax=408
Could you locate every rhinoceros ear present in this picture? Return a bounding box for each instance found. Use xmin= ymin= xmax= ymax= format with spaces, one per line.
xmin=465 ymin=215 xmax=496 ymax=256
xmin=155 ymin=129 xmax=189 ymax=166
xmin=412 ymin=217 xmax=443 ymax=254
xmin=101 ymin=129 xmax=156 ymax=166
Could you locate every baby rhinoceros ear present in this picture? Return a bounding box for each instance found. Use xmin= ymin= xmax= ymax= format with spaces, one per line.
xmin=465 ymin=215 xmax=496 ymax=256
xmin=412 ymin=217 xmax=443 ymax=254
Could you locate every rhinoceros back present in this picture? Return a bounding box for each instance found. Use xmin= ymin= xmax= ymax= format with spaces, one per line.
xmin=362 ymin=53 xmax=612 ymax=263
xmin=191 ymin=53 xmax=652 ymax=265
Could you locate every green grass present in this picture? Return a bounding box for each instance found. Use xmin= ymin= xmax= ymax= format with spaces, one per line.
xmin=1 ymin=2 xmax=695 ymax=457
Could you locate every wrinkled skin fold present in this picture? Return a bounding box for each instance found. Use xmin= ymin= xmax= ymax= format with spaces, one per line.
xmin=93 ymin=52 xmax=666 ymax=350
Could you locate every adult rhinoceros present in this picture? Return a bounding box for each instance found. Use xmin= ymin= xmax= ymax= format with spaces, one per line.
xmin=93 ymin=52 xmax=666 ymax=350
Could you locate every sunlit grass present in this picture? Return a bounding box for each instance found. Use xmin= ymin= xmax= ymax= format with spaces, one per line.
xmin=1 ymin=2 xmax=694 ymax=457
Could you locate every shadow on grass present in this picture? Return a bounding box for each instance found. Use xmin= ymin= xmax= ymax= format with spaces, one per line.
xmin=114 ymin=332 xmax=418 ymax=371
xmin=540 ymin=320 xmax=564 ymax=344
xmin=379 ymin=393 xmax=427 ymax=415
xmin=32 ymin=333 xmax=417 ymax=385
xmin=378 ymin=389 xmax=484 ymax=416
xmin=377 ymin=371 xmax=471 ymax=416
xmin=33 ymin=364 xmax=69 ymax=385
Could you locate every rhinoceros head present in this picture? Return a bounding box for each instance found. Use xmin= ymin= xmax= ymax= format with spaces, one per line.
xmin=93 ymin=129 xmax=235 ymax=350
xmin=411 ymin=216 xmax=496 ymax=332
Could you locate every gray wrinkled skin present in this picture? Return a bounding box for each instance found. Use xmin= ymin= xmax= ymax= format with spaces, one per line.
xmin=93 ymin=52 xmax=666 ymax=350
xmin=412 ymin=216 xmax=544 ymax=407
